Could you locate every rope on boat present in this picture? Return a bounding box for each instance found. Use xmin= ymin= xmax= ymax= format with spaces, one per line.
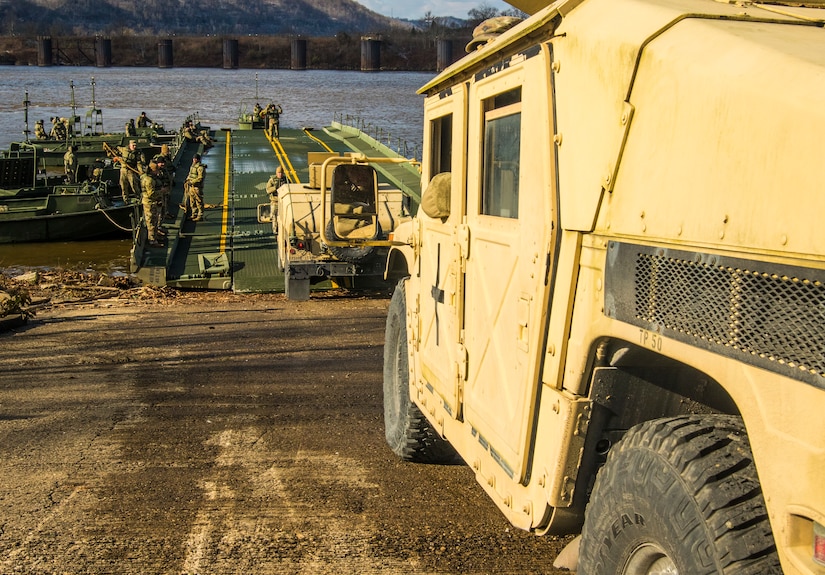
xmin=96 ymin=203 xmax=135 ymax=232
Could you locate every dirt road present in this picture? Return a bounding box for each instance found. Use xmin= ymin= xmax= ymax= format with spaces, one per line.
xmin=0 ymin=292 xmax=568 ymax=574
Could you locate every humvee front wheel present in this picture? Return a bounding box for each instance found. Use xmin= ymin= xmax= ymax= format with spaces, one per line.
xmin=383 ymin=280 xmax=459 ymax=463
xmin=578 ymin=415 xmax=781 ymax=575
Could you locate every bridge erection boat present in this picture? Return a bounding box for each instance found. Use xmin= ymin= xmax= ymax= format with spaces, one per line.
xmin=130 ymin=120 xmax=421 ymax=297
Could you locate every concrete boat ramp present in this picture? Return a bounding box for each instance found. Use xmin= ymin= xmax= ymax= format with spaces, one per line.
xmin=130 ymin=123 xmax=420 ymax=293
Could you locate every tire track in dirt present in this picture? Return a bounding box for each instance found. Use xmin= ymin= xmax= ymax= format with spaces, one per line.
xmin=180 ymin=426 xmax=416 ymax=573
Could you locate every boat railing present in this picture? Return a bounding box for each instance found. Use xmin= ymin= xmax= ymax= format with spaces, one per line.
xmin=333 ymin=112 xmax=421 ymax=161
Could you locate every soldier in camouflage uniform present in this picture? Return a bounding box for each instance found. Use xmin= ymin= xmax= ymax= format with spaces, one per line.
xmin=136 ymin=112 xmax=153 ymax=128
xmin=266 ymin=103 xmax=283 ymax=138
xmin=184 ymin=154 xmax=206 ymax=221
xmin=63 ymin=145 xmax=78 ymax=184
xmin=34 ymin=120 xmax=47 ymax=140
xmin=153 ymin=144 xmax=174 ymax=177
xmin=152 ymin=147 xmax=174 ymax=221
xmin=140 ymin=161 xmax=165 ymax=248
xmin=117 ymin=140 xmax=145 ymax=203
xmin=183 ymin=121 xmax=214 ymax=148
xmin=265 ymin=165 xmax=287 ymax=235
xmin=61 ymin=117 xmax=73 ymax=138
xmin=50 ymin=117 xmax=67 ymax=140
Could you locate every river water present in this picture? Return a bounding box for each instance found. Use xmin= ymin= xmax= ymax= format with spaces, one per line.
xmin=0 ymin=66 xmax=432 ymax=272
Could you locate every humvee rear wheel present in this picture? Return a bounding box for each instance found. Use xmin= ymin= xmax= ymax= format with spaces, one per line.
xmin=578 ymin=415 xmax=781 ymax=575
xmin=383 ymin=280 xmax=459 ymax=463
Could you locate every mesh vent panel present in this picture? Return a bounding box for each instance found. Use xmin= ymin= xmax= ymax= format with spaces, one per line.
xmin=606 ymin=242 xmax=825 ymax=389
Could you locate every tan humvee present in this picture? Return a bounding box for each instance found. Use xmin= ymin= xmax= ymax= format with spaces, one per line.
xmin=273 ymin=155 xmax=410 ymax=300
xmin=382 ymin=0 xmax=825 ymax=572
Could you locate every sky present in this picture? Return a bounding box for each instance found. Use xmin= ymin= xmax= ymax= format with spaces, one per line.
xmin=355 ymin=0 xmax=515 ymax=20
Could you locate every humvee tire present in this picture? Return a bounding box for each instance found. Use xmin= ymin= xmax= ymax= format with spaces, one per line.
xmin=579 ymin=415 xmax=781 ymax=575
xmin=383 ymin=280 xmax=460 ymax=464
xmin=325 ymin=219 xmax=378 ymax=265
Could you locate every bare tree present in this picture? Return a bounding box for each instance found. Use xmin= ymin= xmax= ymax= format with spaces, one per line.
xmin=467 ymin=3 xmax=500 ymax=23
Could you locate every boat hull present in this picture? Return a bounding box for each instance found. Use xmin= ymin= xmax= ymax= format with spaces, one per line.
xmin=0 ymin=192 xmax=138 ymax=244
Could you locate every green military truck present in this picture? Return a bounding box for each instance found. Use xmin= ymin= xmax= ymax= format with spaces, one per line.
xmin=382 ymin=0 xmax=825 ymax=572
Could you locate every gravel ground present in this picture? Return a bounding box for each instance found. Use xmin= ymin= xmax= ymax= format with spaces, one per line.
xmin=0 ymin=279 xmax=570 ymax=575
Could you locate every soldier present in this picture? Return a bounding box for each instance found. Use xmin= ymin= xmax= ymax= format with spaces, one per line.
xmin=182 ymin=121 xmax=214 ymax=148
xmin=34 ymin=120 xmax=47 ymax=140
xmin=49 ymin=117 xmax=59 ymax=139
xmin=136 ymin=111 xmax=153 ymax=128
xmin=267 ymin=103 xmax=283 ymax=138
xmin=63 ymin=145 xmax=78 ymax=184
xmin=183 ymin=154 xmax=206 ymax=222
xmin=140 ymin=161 xmax=165 ymax=248
xmin=55 ymin=118 xmax=69 ymax=140
xmin=51 ymin=117 xmax=67 ymax=140
xmin=182 ymin=121 xmax=195 ymax=143
xmin=61 ymin=117 xmax=73 ymax=138
xmin=200 ymin=128 xmax=214 ymax=148
xmin=266 ymin=165 xmax=288 ymax=235
xmin=155 ymin=143 xmax=174 ymax=180
xmin=125 ymin=119 xmax=137 ymax=137
xmin=117 ymin=140 xmax=145 ymax=203
xmin=152 ymin=145 xmax=174 ymax=221
xmin=88 ymin=159 xmax=105 ymax=184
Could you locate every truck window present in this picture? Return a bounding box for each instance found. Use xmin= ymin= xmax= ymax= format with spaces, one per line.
xmin=429 ymin=113 xmax=453 ymax=175
xmin=482 ymin=88 xmax=521 ymax=218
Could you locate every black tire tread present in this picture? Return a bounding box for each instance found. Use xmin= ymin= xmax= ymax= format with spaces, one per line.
xmin=579 ymin=415 xmax=781 ymax=575
xmin=325 ymin=218 xmax=378 ymax=265
xmin=382 ymin=280 xmax=459 ymax=464
xmin=392 ymin=401 xmax=457 ymax=464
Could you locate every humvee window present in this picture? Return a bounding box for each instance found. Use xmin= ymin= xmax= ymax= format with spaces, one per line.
xmin=429 ymin=113 xmax=453 ymax=175
xmin=330 ymin=164 xmax=379 ymax=240
xmin=482 ymin=88 xmax=521 ymax=218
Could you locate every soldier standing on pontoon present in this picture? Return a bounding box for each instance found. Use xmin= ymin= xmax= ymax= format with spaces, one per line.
xmin=152 ymin=144 xmax=174 ymax=221
xmin=140 ymin=161 xmax=165 ymax=248
xmin=266 ymin=165 xmax=287 ymax=234
xmin=183 ymin=153 xmax=205 ymax=222
xmin=267 ymin=103 xmax=283 ymax=138
xmin=117 ymin=139 xmax=145 ymax=203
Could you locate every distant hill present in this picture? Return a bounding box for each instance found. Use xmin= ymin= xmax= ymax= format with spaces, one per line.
xmin=0 ymin=0 xmax=407 ymax=36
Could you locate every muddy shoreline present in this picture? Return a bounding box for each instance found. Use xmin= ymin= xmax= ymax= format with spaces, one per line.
xmin=0 ymin=285 xmax=570 ymax=573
